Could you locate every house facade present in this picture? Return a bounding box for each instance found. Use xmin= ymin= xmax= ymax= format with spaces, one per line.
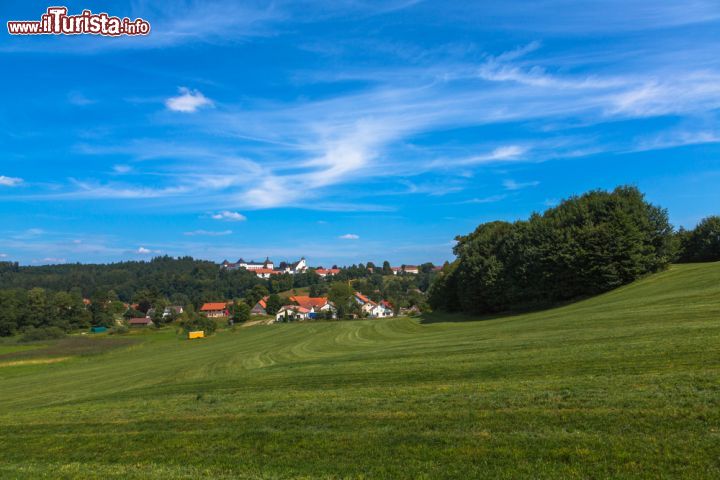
xmin=289 ymin=295 xmax=337 ymax=318
xmin=391 ymin=265 xmax=419 ymax=275
xmin=251 ymin=296 xmax=269 ymax=315
xmin=315 ymin=268 xmax=340 ymax=278
xmin=283 ymin=257 xmax=308 ymax=274
xmin=128 ymin=317 xmax=153 ymax=327
xmin=222 ymin=257 xmax=274 ymax=271
xmin=275 ymin=305 xmax=311 ymax=322
xmin=254 ymin=268 xmax=281 ymax=279
xmin=368 ymin=303 xmax=394 ymax=318
xmin=200 ymin=302 xmax=228 ymax=318
xmin=354 ymin=292 xmax=395 ymax=318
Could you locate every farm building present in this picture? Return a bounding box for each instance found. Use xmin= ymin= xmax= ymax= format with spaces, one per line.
xmin=128 ymin=317 xmax=153 ymax=327
xmin=200 ymin=302 xmax=228 ymax=318
xmin=251 ymin=296 xmax=269 ymax=315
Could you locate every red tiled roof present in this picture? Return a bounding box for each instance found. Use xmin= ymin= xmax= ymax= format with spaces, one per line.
xmin=316 ymin=268 xmax=340 ymax=275
xmin=289 ymin=296 xmax=328 ymax=309
xmin=354 ymin=292 xmax=372 ymax=304
xmin=254 ymin=268 xmax=281 ymax=274
xmin=200 ymin=302 xmax=227 ymax=311
xmin=258 ymin=296 xmax=269 ymax=308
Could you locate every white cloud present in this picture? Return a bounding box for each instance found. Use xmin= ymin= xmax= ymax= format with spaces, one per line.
xmin=165 ymin=87 xmax=213 ymax=113
xmin=211 ymin=211 xmax=247 ymax=221
xmin=503 ymin=179 xmax=540 ymax=190
xmin=339 ymin=234 xmax=360 ymax=240
xmin=183 ymin=230 xmax=233 ymax=236
xmin=433 ymin=145 xmax=528 ymax=168
xmin=0 ymin=253 xmax=7 ymax=258
xmin=136 ymin=246 xmax=159 ymax=255
xmin=113 ymin=164 xmax=132 ymax=174
xmin=0 ymin=176 xmax=23 ymax=187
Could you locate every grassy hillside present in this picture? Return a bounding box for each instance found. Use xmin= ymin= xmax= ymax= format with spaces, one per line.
xmin=1 ymin=263 xmax=719 ymax=479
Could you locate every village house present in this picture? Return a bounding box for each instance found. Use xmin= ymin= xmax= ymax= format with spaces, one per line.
xmin=200 ymin=302 xmax=228 ymax=318
xmin=128 ymin=317 xmax=153 ymax=327
xmin=391 ymin=265 xmax=419 ymax=275
xmin=251 ymin=296 xmax=269 ymax=315
xmin=367 ymin=302 xmax=394 ymax=318
xmin=315 ymin=267 xmax=340 ymax=278
xmin=353 ymin=292 xmax=395 ymax=318
xmin=275 ymin=305 xmax=311 ymax=322
xmin=289 ymin=295 xmax=337 ymax=318
xmin=283 ymin=257 xmax=308 ymax=274
xmin=253 ymin=268 xmax=281 ymax=279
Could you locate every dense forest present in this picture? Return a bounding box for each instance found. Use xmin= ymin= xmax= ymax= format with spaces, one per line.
xmin=429 ymin=186 xmax=719 ymax=315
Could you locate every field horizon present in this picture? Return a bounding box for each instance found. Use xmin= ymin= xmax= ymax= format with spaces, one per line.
xmin=1 ymin=262 xmax=719 ymax=479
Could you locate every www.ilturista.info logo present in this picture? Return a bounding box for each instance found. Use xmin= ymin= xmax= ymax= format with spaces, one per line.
xmin=7 ymin=7 xmax=151 ymax=36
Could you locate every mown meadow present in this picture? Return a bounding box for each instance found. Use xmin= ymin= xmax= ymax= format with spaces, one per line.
xmin=1 ymin=262 xmax=719 ymax=479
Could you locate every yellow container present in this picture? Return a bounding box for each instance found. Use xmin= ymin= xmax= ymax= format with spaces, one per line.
xmin=188 ymin=331 xmax=205 ymax=339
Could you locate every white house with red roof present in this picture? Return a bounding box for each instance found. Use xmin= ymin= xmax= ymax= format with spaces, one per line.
xmin=254 ymin=268 xmax=282 ymax=279
xmin=353 ymin=292 xmax=394 ymax=318
xmin=275 ymin=305 xmax=311 ymax=322
xmin=289 ymin=295 xmax=337 ymax=318
xmin=367 ymin=302 xmax=394 ymax=318
xmin=200 ymin=302 xmax=228 ymax=318
xmin=315 ymin=267 xmax=340 ymax=278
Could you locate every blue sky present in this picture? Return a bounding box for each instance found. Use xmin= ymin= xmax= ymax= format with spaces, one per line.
xmin=1 ymin=1 xmax=720 ymax=266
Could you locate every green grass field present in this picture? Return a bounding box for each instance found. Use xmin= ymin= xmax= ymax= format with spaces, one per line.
xmin=1 ymin=263 xmax=719 ymax=479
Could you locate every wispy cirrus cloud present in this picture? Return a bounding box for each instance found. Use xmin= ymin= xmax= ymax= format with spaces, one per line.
xmin=6 ymin=29 xmax=720 ymax=217
xmin=184 ymin=229 xmax=233 ymax=236
xmin=503 ymin=179 xmax=540 ymax=191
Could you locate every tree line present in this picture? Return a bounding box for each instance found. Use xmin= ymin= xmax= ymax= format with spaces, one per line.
xmin=0 ymin=255 xmax=436 ymax=336
xmin=429 ymin=186 xmax=719 ymax=315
